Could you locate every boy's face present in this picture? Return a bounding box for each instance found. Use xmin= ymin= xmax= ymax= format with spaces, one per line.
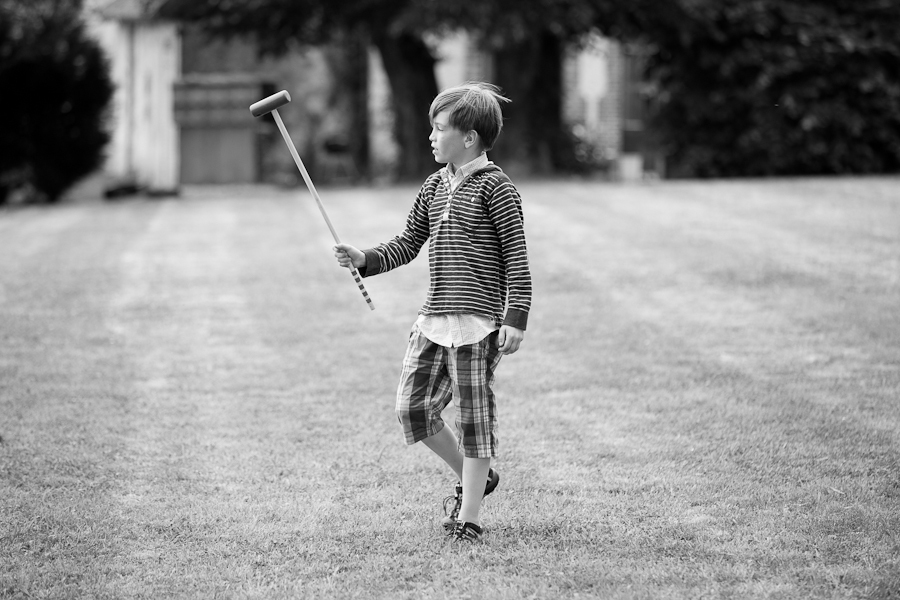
xmin=429 ymin=110 xmax=471 ymax=167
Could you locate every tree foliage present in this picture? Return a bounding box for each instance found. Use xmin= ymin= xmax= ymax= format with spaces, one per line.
xmin=158 ymin=0 xmax=650 ymax=178
xmin=426 ymin=0 xmax=646 ymax=174
xmin=160 ymin=0 xmax=440 ymax=180
xmin=0 ymin=0 xmax=114 ymax=203
xmin=643 ymin=0 xmax=900 ymax=177
xmin=155 ymin=0 xmax=900 ymax=179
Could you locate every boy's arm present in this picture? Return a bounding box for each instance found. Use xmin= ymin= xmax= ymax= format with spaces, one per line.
xmin=360 ymin=180 xmax=434 ymax=277
xmin=487 ymin=177 xmax=532 ymax=330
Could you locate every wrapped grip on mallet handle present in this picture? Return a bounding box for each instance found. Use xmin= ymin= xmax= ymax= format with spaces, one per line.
xmin=250 ymin=90 xmax=291 ymax=117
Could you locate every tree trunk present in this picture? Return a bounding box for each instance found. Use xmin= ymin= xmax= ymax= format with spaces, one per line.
xmin=491 ymin=31 xmax=576 ymax=175
xmin=324 ymin=28 xmax=370 ymax=181
xmin=371 ymin=31 xmax=439 ymax=181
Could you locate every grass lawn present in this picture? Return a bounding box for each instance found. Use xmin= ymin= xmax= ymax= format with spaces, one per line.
xmin=1 ymin=176 xmax=898 ymax=599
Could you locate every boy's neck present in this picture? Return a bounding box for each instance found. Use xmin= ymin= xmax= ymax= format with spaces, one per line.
xmin=448 ymin=149 xmax=486 ymax=174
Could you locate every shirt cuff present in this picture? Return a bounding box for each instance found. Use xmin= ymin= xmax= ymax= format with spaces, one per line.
xmin=360 ymin=248 xmax=383 ymax=277
xmin=502 ymin=308 xmax=528 ymax=330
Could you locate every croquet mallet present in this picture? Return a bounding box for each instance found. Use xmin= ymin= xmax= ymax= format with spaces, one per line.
xmin=250 ymin=90 xmax=374 ymax=311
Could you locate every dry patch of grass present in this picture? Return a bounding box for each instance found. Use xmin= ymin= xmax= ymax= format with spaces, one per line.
xmin=1 ymin=177 xmax=899 ymax=599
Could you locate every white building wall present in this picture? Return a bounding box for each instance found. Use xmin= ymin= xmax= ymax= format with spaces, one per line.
xmin=86 ymin=13 xmax=180 ymax=191
xmin=86 ymin=19 xmax=128 ymax=179
xmin=131 ymin=24 xmax=180 ymax=190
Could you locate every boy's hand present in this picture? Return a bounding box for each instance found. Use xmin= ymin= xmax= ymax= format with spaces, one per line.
xmin=333 ymin=244 xmax=366 ymax=269
xmin=497 ymin=325 xmax=524 ymax=355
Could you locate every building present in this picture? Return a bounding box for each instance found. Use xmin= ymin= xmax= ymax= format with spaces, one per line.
xmin=86 ymin=0 xmax=180 ymax=194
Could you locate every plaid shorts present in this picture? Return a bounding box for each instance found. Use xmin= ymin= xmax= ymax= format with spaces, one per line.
xmin=395 ymin=325 xmax=503 ymax=458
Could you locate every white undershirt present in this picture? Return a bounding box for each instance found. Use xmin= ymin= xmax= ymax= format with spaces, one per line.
xmin=417 ymin=153 xmax=498 ymax=348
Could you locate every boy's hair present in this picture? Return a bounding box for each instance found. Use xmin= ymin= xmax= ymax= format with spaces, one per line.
xmin=429 ymin=82 xmax=510 ymax=151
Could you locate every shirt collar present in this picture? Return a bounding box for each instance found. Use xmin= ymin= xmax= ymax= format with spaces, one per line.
xmin=444 ymin=153 xmax=490 ymax=192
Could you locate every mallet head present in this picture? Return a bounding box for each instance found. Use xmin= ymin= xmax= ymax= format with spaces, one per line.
xmin=250 ymin=90 xmax=292 ymax=117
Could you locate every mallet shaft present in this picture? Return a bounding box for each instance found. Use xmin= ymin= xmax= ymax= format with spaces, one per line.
xmin=272 ymin=110 xmax=340 ymax=242
xmin=271 ymin=109 xmax=374 ymax=311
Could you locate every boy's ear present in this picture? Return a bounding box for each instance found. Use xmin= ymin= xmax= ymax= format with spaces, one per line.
xmin=464 ymin=130 xmax=479 ymax=149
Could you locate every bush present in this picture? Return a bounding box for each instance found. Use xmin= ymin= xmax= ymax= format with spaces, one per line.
xmin=0 ymin=0 xmax=114 ymax=203
xmin=644 ymin=0 xmax=900 ymax=177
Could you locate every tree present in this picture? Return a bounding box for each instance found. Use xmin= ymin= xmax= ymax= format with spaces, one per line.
xmin=640 ymin=0 xmax=900 ymax=177
xmin=0 ymin=0 xmax=114 ymax=203
xmin=159 ymin=0 xmax=438 ymax=181
xmin=158 ymin=0 xmax=652 ymax=180
xmin=433 ymin=0 xmax=648 ymax=174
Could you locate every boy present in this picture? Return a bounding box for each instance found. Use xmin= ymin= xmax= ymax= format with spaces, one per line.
xmin=333 ymin=82 xmax=531 ymax=542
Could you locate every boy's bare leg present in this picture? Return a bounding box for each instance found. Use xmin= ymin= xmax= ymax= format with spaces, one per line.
xmin=421 ymin=425 xmax=464 ymax=480
xmin=458 ymin=456 xmax=491 ymax=525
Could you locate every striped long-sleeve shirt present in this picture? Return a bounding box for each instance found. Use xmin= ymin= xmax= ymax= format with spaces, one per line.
xmin=361 ymin=165 xmax=532 ymax=330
